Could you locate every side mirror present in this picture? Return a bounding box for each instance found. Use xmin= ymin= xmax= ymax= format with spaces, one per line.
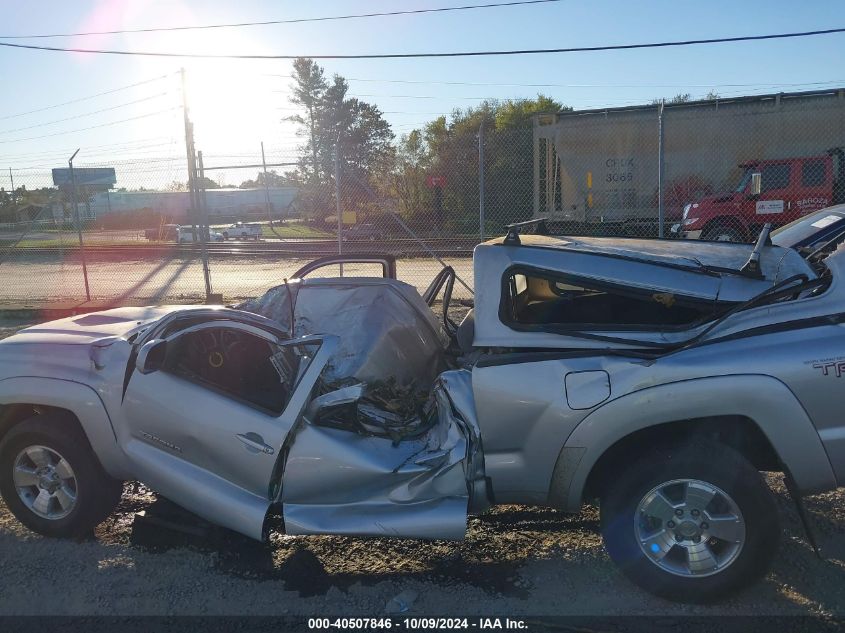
xmin=304 ymin=383 xmax=364 ymax=423
xmin=750 ymin=172 xmax=762 ymax=197
xmin=136 ymin=339 xmax=167 ymax=374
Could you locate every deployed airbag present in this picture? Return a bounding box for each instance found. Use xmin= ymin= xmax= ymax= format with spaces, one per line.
xmin=238 ymin=278 xmax=449 ymax=388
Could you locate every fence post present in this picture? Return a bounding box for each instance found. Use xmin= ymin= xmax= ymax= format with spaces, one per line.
xmin=334 ymin=136 xmax=343 ymax=276
xmin=68 ymin=148 xmax=91 ymax=302
xmin=261 ymin=141 xmax=272 ymax=224
xmin=478 ymin=122 xmax=485 ymax=241
xmin=657 ymin=99 xmax=666 ymax=238
xmin=196 ymin=151 xmax=213 ymax=301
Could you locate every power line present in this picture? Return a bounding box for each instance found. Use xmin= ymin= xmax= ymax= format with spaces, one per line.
xmin=0 ymin=1 xmax=560 ymax=39
xmin=0 ymin=74 xmax=173 ymax=121
xmin=278 ymin=106 xmax=447 ymax=115
xmin=10 ymin=146 xmax=185 ymax=167
xmin=14 ymin=156 xmax=187 ymax=170
xmin=0 ymin=108 xmax=180 ymax=144
xmin=0 ymin=137 xmax=177 ymax=161
xmin=0 ymin=92 xmax=170 ymax=135
xmin=273 ymin=89 xmax=495 ymax=100
xmin=1 ymin=27 xmax=843 ymax=59
xmin=270 ymin=73 xmax=845 ymax=91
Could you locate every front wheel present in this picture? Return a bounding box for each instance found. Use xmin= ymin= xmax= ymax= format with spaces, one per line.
xmin=599 ymin=441 xmax=779 ymax=603
xmin=0 ymin=413 xmax=123 ymax=538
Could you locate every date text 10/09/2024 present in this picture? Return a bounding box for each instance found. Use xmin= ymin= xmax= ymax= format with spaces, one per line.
xmin=307 ymin=618 xmax=528 ymax=630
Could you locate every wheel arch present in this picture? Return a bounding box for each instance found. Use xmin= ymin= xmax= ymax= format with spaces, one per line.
xmin=581 ymin=415 xmax=780 ymax=502
xmin=549 ymin=374 xmax=836 ymax=512
xmin=0 ymin=377 xmax=128 ymax=479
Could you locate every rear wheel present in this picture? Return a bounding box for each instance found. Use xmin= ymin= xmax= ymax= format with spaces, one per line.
xmin=0 ymin=413 xmax=123 ymax=538
xmin=599 ymin=441 xmax=779 ymax=603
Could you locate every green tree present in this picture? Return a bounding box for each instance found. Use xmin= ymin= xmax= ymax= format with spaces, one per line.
xmin=288 ymin=58 xmax=328 ymax=184
xmin=392 ymin=96 xmax=568 ymax=233
xmin=286 ymin=58 xmax=394 ymax=220
xmin=651 ymin=93 xmax=693 ymax=105
xmin=196 ymin=176 xmax=219 ymax=190
xmin=239 ymin=170 xmax=293 ymax=189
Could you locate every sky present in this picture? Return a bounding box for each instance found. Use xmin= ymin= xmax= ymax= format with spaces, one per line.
xmin=1 ymin=0 xmax=844 ymax=189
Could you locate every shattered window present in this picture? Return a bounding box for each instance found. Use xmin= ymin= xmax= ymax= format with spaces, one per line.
xmin=164 ymin=327 xmax=310 ymax=415
xmin=503 ymin=268 xmax=725 ymax=330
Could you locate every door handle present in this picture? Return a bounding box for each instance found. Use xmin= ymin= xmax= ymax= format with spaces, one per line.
xmin=236 ymin=433 xmax=275 ymax=455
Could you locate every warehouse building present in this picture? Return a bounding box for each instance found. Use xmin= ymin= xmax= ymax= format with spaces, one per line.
xmin=88 ymin=187 xmax=299 ymax=220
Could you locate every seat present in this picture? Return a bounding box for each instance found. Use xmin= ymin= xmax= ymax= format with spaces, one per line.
xmin=456 ymin=309 xmax=475 ymax=354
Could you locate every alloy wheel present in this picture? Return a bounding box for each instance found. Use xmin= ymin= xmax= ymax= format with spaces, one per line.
xmin=635 ymin=478 xmax=745 ymax=577
xmin=12 ymin=445 xmax=78 ymax=520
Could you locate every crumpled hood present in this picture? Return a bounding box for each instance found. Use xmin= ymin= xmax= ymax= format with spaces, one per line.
xmin=0 ymin=305 xmax=208 ymax=346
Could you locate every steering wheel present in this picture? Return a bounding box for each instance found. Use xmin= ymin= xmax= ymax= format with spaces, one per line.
xmin=189 ymin=329 xmax=244 ymax=370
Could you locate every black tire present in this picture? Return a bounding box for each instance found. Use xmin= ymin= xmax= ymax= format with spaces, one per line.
xmin=0 ymin=413 xmax=123 ymax=538
xmin=599 ymin=440 xmax=779 ymax=603
xmin=702 ymin=222 xmax=746 ymax=243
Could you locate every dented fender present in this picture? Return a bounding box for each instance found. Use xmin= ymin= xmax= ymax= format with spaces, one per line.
xmin=0 ymin=376 xmax=130 ymax=479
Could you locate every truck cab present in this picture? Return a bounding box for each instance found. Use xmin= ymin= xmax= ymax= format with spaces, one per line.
xmin=675 ymin=150 xmax=844 ymax=241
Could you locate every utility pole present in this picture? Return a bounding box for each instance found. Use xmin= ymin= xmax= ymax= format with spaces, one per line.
xmin=68 ymin=148 xmax=91 ymax=302
xmin=181 ymin=67 xmax=214 ymax=301
xmin=478 ymin=122 xmax=486 ymax=241
xmin=8 ymin=167 xmax=15 ymax=206
xmin=180 ymin=68 xmax=199 ymax=238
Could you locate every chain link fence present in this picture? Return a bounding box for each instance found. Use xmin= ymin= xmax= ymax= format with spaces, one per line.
xmin=2 ymin=87 xmax=844 ymax=310
xmin=536 ymin=88 xmax=845 ymax=238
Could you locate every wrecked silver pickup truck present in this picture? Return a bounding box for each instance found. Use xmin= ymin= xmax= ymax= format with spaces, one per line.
xmin=1 ymin=215 xmax=845 ymax=603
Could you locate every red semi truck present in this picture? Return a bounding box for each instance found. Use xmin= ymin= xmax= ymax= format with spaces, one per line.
xmin=673 ymin=149 xmax=845 ymax=241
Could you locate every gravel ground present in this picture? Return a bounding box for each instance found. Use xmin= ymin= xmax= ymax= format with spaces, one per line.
xmin=1 ymin=318 xmax=844 ymax=617
xmin=1 ymin=479 xmax=844 ymax=617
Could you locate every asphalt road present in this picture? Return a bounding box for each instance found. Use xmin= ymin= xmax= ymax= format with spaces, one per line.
xmin=0 ymin=254 xmax=475 ymax=307
xmin=0 ymin=321 xmax=844 ymax=619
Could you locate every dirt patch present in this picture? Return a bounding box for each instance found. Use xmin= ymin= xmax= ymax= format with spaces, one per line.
xmin=0 ymin=318 xmax=31 ymax=339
